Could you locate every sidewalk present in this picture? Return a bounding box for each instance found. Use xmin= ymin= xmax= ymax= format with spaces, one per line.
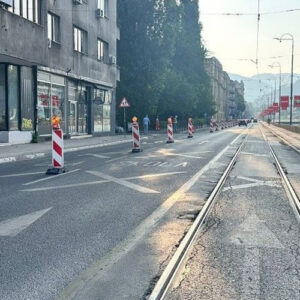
xmin=0 ymin=135 xmax=133 ymax=164
xmin=266 ymin=122 xmax=300 ymax=151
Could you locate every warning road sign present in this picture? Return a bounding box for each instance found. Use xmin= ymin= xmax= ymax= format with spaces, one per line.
xmin=119 ymin=98 xmax=130 ymax=108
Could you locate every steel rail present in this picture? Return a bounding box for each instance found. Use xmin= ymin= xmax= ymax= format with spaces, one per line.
xmin=148 ymin=126 xmax=250 ymax=300
xmin=259 ymin=123 xmax=300 ymax=217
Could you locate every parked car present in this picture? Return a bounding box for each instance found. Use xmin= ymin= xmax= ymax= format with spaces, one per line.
xmin=115 ymin=126 xmax=125 ymax=134
xmin=238 ymin=119 xmax=248 ymax=126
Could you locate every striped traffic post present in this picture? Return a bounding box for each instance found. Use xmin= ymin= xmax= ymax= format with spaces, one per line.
xmin=166 ymin=117 xmax=174 ymax=143
xmin=132 ymin=116 xmax=141 ymax=153
xmin=209 ymin=119 xmax=214 ymax=133
xmin=46 ymin=116 xmax=65 ymax=175
xmin=187 ymin=118 xmax=193 ymax=138
xmin=216 ymin=122 xmax=219 ymax=131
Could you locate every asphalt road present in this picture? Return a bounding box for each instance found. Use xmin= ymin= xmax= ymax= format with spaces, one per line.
xmin=0 ymin=127 xmax=245 ymax=300
xmin=166 ymin=124 xmax=300 ymax=300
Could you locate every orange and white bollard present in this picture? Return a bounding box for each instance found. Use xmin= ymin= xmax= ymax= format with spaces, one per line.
xmin=221 ymin=120 xmax=224 ymax=130
xmin=132 ymin=116 xmax=141 ymax=153
xmin=46 ymin=116 xmax=65 ymax=175
xmin=167 ymin=117 xmax=174 ymax=143
xmin=187 ymin=118 xmax=193 ymax=138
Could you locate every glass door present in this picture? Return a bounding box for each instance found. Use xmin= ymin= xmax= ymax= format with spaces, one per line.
xmin=69 ymin=101 xmax=77 ymax=134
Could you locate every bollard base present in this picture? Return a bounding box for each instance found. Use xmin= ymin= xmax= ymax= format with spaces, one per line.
xmin=188 ymin=135 xmax=193 ymax=138
xmin=166 ymin=140 xmax=174 ymax=144
xmin=132 ymin=148 xmax=142 ymax=153
xmin=46 ymin=168 xmax=66 ymax=175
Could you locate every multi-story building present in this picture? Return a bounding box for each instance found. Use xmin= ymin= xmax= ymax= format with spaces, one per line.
xmin=0 ymin=0 xmax=119 ymax=143
xmin=205 ymin=57 xmax=245 ymax=120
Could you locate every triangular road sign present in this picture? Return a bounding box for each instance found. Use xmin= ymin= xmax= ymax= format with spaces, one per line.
xmin=119 ymin=97 xmax=130 ymax=108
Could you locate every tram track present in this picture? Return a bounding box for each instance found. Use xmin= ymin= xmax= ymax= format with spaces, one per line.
xmin=259 ymin=123 xmax=300 ymax=219
xmin=148 ymin=122 xmax=300 ymax=300
xmin=148 ymin=126 xmax=251 ymax=300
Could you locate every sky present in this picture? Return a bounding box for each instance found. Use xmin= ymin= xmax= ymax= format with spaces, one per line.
xmin=199 ymin=0 xmax=300 ymax=78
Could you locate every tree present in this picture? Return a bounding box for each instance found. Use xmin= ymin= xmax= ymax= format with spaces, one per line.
xmin=116 ymin=0 xmax=214 ymax=127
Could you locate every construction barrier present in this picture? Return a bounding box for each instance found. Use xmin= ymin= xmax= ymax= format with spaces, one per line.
xmin=188 ymin=118 xmax=193 ymax=138
xmin=167 ymin=118 xmax=174 ymax=143
xmin=132 ymin=118 xmax=141 ymax=152
xmin=46 ymin=116 xmax=65 ymax=175
xmin=210 ymin=119 xmax=214 ymax=133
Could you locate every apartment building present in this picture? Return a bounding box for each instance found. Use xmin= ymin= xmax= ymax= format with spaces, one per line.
xmin=0 ymin=0 xmax=119 ymax=143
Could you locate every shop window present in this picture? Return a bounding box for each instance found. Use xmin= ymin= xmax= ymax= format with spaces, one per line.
xmin=0 ymin=65 xmax=6 ymax=131
xmin=21 ymin=67 xmax=34 ymax=131
xmin=7 ymin=65 xmax=19 ymax=131
xmin=37 ymin=72 xmax=66 ymax=135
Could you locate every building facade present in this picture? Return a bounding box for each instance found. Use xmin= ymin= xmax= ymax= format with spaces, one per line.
xmin=205 ymin=57 xmax=245 ymax=121
xmin=0 ymin=0 xmax=119 ymax=143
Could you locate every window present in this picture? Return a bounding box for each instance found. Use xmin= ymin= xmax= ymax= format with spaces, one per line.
xmin=74 ymin=27 xmax=88 ymax=54
xmin=97 ymin=0 xmax=108 ymax=17
xmin=7 ymin=65 xmax=19 ymax=131
xmin=6 ymin=0 xmax=40 ymax=24
xmin=97 ymin=39 xmax=108 ymax=62
xmin=48 ymin=13 xmax=60 ymax=43
xmin=0 ymin=65 xmax=6 ymax=131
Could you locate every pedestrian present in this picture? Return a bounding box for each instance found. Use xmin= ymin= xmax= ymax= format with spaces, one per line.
xmin=173 ymin=115 xmax=178 ymax=133
xmin=143 ymin=114 xmax=150 ymax=134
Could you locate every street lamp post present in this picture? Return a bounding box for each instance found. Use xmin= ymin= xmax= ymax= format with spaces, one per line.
xmin=274 ymin=33 xmax=294 ymax=125
xmin=269 ymin=62 xmax=282 ymax=124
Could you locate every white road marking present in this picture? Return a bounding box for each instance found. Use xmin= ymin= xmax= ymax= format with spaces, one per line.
xmin=198 ymin=141 xmax=208 ymax=145
xmin=0 ymin=157 xmax=17 ymax=164
xmin=24 ymin=153 xmax=45 ymax=159
xmin=22 ymin=169 xmax=80 ymax=186
xmin=21 ymin=171 xmax=186 ymax=192
xmin=0 ymin=207 xmax=52 ymax=237
xmin=241 ymin=151 xmax=269 ymax=157
xmin=87 ymin=171 xmax=160 ymax=194
xmin=174 ymin=162 xmax=188 ymax=168
xmin=0 ymin=171 xmax=45 ymax=178
xmin=154 ymin=141 xmax=164 ymax=144
xmin=229 ymin=213 xmax=284 ymax=299
xmin=223 ymin=181 xmax=279 ymax=192
xmin=80 ymin=153 xmax=110 ymax=159
xmin=223 ymin=176 xmax=280 ymax=191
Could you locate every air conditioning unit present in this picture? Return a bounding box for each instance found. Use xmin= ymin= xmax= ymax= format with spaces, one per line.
xmin=110 ymin=55 xmax=117 ymax=65
xmin=48 ymin=38 xmax=52 ymax=48
xmin=96 ymin=8 xmax=104 ymax=18
xmin=73 ymin=0 xmax=83 ymax=5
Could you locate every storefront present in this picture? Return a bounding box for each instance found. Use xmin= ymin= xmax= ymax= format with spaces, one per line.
xmin=0 ymin=66 xmax=114 ymax=143
xmin=37 ymin=71 xmax=66 ymax=136
xmin=0 ymin=64 xmax=34 ymax=143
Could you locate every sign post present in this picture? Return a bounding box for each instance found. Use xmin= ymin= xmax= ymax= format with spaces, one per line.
xmin=119 ymin=98 xmax=130 ymax=133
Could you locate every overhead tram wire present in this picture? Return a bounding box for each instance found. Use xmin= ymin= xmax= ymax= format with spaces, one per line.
xmin=200 ymin=8 xmax=300 ymax=16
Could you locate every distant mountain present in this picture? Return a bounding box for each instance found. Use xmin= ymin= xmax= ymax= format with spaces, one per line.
xmin=229 ymin=73 xmax=300 ymax=104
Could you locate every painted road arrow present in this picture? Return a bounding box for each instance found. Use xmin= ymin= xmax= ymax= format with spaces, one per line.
xmin=0 ymin=207 xmax=52 ymax=237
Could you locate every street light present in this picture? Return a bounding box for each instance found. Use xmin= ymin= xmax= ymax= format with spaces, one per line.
xmin=268 ymin=62 xmax=282 ymax=124
xmin=274 ymin=33 xmax=294 ymax=125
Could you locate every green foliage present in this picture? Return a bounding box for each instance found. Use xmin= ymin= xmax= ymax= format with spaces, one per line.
xmin=116 ymin=0 xmax=214 ymax=126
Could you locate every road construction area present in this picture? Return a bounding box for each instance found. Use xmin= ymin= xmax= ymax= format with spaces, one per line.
xmin=0 ymin=123 xmax=299 ymax=300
